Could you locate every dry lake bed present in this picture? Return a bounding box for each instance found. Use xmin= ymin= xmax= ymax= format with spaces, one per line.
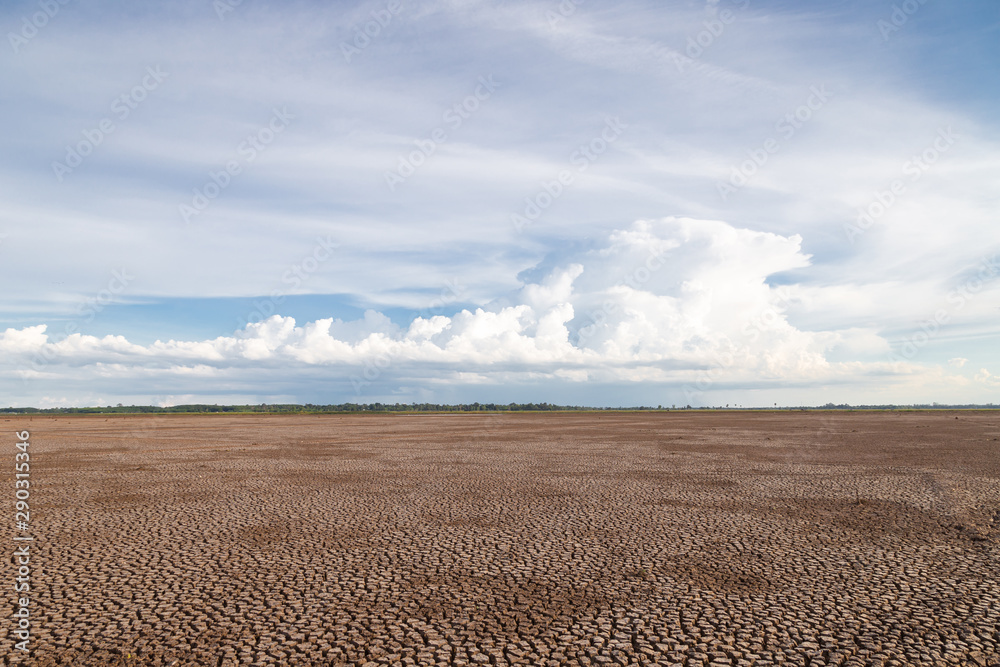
xmin=2 ymin=411 xmax=999 ymax=666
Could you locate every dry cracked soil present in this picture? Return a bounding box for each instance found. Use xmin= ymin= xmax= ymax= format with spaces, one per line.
xmin=2 ymin=411 xmax=999 ymax=666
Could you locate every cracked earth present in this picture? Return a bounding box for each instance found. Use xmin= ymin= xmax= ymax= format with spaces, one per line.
xmin=2 ymin=411 xmax=999 ymax=666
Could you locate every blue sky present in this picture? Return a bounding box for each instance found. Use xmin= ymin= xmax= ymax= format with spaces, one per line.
xmin=1 ymin=0 xmax=998 ymax=407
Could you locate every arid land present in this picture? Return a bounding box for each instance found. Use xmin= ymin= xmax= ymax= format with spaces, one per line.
xmin=3 ymin=411 xmax=999 ymax=666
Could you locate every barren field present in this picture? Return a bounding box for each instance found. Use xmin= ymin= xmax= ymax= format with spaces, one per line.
xmin=3 ymin=411 xmax=1000 ymax=666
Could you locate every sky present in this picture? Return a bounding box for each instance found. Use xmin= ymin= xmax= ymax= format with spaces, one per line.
xmin=1 ymin=0 xmax=998 ymax=408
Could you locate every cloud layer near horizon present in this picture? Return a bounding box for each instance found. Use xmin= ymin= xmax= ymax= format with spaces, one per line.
xmin=5 ymin=219 xmax=996 ymax=407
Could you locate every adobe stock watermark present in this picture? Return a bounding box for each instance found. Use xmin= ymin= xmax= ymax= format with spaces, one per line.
xmin=214 ymin=0 xmax=243 ymax=21
xmin=350 ymin=277 xmax=465 ymax=395
xmin=51 ymin=66 xmax=168 ymax=182
xmin=888 ymin=253 xmax=998 ymax=364
xmin=512 ymin=116 xmax=627 ymax=232
xmin=877 ymin=0 xmax=931 ymax=41
xmin=125 ymin=402 xmax=172 ymax=440
xmin=350 ymin=352 xmax=393 ymax=397
xmin=682 ymin=287 xmax=794 ymax=404
xmin=717 ymin=84 xmax=832 ymax=202
xmin=341 ymin=0 xmax=404 ymax=63
xmin=577 ymin=248 xmax=668 ymax=343
xmin=843 ymin=126 xmax=958 ymax=244
xmin=416 ymin=278 xmax=466 ymax=320
xmin=13 ymin=429 xmax=33 ymax=654
xmin=546 ymin=0 xmax=585 ymax=29
xmin=179 ymin=107 xmax=294 ymax=224
xmin=673 ymin=0 xmax=751 ymax=72
xmin=8 ymin=0 xmax=72 ymax=54
xmin=384 ymin=75 xmax=500 ymax=191
xmin=237 ymin=234 xmax=339 ymax=328
xmin=25 ymin=268 xmax=134 ymax=374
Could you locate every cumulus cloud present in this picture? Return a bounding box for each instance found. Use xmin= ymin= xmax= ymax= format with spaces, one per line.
xmin=0 ymin=326 xmax=48 ymax=354
xmin=975 ymin=369 xmax=1000 ymax=388
xmin=949 ymin=357 xmax=969 ymax=368
xmin=2 ymin=218 xmax=908 ymax=403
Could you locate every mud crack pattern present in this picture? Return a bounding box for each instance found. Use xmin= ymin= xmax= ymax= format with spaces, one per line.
xmin=2 ymin=411 xmax=999 ymax=666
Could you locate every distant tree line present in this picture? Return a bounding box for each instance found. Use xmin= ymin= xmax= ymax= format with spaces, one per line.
xmin=0 ymin=402 xmax=597 ymax=414
xmin=0 ymin=402 xmax=996 ymax=414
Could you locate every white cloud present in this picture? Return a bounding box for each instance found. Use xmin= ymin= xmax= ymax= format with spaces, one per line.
xmin=0 ymin=326 xmax=49 ymax=353
xmin=975 ymin=369 xmax=1000 ymax=388
xmin=5 ymin=218 xmax=924 ymax=402
xmin=949 ymin=357 xmax=968 ymax=368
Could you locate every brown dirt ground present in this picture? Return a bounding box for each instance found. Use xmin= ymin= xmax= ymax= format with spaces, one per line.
xmin=2 ymin=411 xmax=999 ymax=666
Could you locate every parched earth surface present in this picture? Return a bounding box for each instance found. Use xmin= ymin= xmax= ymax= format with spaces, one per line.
xmin=2 ymin=411 xmax=1000 ymax=666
